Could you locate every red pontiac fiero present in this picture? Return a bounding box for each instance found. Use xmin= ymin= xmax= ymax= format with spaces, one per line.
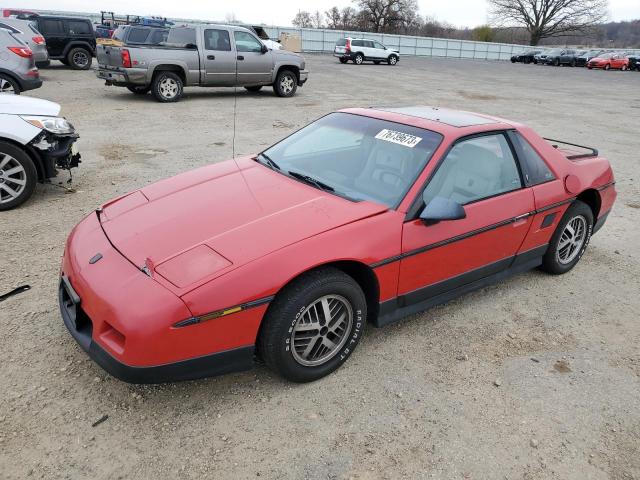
xmin=59 ymin=107 xmax=616 ymax=383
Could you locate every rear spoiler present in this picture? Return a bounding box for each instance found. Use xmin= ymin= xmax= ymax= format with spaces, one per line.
xmin=544 ymin=138 xmax=598 ymax=160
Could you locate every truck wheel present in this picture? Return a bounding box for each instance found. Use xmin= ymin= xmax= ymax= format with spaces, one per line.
xmin=67 ymin=47 xmax=92 ymax=70
xmin=127 ymin=85 xmax=151 ymax=95
xmin=273 ymin=70 xmax=297 ymax=97
xmin=0 ymin=141 xmax=37 ymax=211
xmin=0 ymin=74 xmax=20 ymax=94
xmin=245 ymin=85 xmax=262 ymax=92
xmin=258 ymin=267 xmax=367 ymax=382
xmin=152 ymin=71 xmax=183 ymax=102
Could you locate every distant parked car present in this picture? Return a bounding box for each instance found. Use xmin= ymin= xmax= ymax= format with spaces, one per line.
xmin=0 ymin=17 xmax=49 ymax=67
xmin=0 ymin=94 xmax=81 ymax=210
xmin=0 ymin=28 xmax=41 ymax=94
xmin=575 ymin=49 xmax=606 ymax=67
xmin=510 ymin=50 xmax=542 ymax=64
xmin=533 ymin=51 xmax=550 ymax=64
xmin=236 ymin=25 xmax=282 ymax=50
xmin=627 ymin=54 xmax=640 ymax=71
xmin=33 ymin=15 xmax=96 ymax=70
xmin=587 ymin=52 xmax=629 ymax=70
xmin=334 ymin=38 xmax=400 ymax=65
xmin=545 ymin=48 xmax=580 ymax=66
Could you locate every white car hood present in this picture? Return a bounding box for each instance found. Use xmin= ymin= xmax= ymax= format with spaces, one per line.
xmin=0 ymin=94 xmax=61 ymax=116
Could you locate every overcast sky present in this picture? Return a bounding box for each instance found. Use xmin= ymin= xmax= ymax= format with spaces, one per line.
xmin=8 ymin=0 xmax=640 ymax=28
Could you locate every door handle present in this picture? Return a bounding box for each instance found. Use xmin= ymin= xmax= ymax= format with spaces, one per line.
xmin=207 ymin=55 xmax=215 ymax=60
xmin=237 ymin=55 xmax=244 ymax=61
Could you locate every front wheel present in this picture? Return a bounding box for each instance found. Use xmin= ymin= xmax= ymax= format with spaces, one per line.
xmin=540 ymin=200 xmax=594 ymax=275
xmin=621 ymin=65 xmax=628 ymax=71
xmin=604 ymin=64 xmax=611 ymax=70
xmin=258 ymin=267 xmax=367 ymax=382
xmin=273 ymin=69 xmax=297 ymax=97
xmin=0 ymin=141 xmax=37 ymax=211
xmin=126 ymin=85 xmax=151 ymax=95
xmin=152 ymin=71 xmax=183 ymax=102
xmin=0 ymin=74 xmax=20 ymax=94
xmin=388 ymin=55 xmax=398 ymax=65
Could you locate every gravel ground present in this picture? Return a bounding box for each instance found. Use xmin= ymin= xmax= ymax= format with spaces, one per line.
xmin=1 ymin=54 xmax=639 ymax=480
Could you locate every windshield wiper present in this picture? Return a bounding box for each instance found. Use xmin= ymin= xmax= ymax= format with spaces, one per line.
xmin=256 ymin=152 xmax=280 ymax=171
xmin=288 ymin=171 xmax=335 ymax=192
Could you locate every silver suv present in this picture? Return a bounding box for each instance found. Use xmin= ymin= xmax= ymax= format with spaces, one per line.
xmin=0 ymin=17 xmax=49 ymax=67
xmin=334 ymin=37 xmax=400 ymax=65
xmin=0 ymin=28 xmax=42 ymax=94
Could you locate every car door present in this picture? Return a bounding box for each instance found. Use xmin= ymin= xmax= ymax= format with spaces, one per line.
xmin=233 ymin=30 xmax=272 ymax=85
xmin=37 ymin=18 xmax=65 ymax=57
xmin=372 ymin=41 xmax=387 ymax=59
xmin=398 ymin=132 xmax=535 ymax=303
xmin=202 ymin=28 xmax=236 ymax=86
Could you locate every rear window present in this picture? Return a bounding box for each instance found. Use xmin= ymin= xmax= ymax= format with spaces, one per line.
xmin=352 ymin=40 xmax=364 ymax=47
xmin=166 ymin=27 xmax=196 ymax=45
xmin=336 ymin=38 xmax=346 ymax=46
xmin=28 ymin=22 xmax=41 ymax=35
xmin=67 ymin=20 xmax=92 ymax=35
xmin=127 ymin=27 xmax=150 ymax=44
xmin=0 ymin=22 xmax=21 ymax=34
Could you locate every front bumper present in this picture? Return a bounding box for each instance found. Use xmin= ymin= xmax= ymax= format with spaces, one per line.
xmin=59 ymin=212 xmax=258 ymax=383
xmin=30 ymin=131 xmax=81 ymax=180
xmin=298 ymin=69 xmax=309 ymax=86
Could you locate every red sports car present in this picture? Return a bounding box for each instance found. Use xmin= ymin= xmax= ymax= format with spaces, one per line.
xmin=59 ymin=107 xmax=616 ymax=383
xmin=587 ymin=53 xmax=629 ymax=70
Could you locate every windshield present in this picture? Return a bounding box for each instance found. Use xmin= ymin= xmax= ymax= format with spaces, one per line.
xmin=260 ymin=113 xmax=443 ymax=208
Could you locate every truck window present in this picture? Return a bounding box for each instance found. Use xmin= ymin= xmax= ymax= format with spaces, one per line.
xmin=39 ymin=19 xmax=64 ymax=34
xmin=167 ymin=27 xmax=196 ymax=46
xmin=234 ymin=31 xmax=262 ymax=53
xmin=204 ymin=29 xmax=231 ymax=51
xmin=68 ymin=20 xmax=92 ymax=35
xmin=127 ymin=27 xmax=150 ymax=44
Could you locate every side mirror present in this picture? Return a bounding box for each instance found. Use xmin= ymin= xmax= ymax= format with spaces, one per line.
xmin=420 ymin=196 xmax=466 ymax=224
xmin=261 ymin=44 xmax=268 ymax=54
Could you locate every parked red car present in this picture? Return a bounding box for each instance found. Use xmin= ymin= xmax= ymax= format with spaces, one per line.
xmin=587 ymin=52 xmax=629 ymax=70
xmin=59 ymin=107 xmax=616 ymax=383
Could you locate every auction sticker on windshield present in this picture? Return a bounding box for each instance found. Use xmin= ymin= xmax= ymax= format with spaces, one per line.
xmin=375 ymin=129 xmax=422 ymax=148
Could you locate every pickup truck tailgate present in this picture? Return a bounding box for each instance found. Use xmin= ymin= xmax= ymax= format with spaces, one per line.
xmin=97 ymin=44 xmax=124 ymax=68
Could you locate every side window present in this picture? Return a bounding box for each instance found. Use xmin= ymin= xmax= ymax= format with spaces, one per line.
xmin=166 ymin=27 xmax=196 ymax=46
xmin=352 ymin=40 xmax=363 ymax=47
xmin=204 ymin=29 xmax=231 ymax=51
xmin=39 ymin=19 xmax=64 ymax=34
xmin=509 ymin=132 xmax=555 ymax=186
xmin=423 ymin=134 xmax=522 ymax=206
xmin=234 ymin=31 xmax=263 ymax=53
xmin=373 ymin=41 xmax=385 ymax=49
xmin=67 ymin=20 xmax=92 ymax=35
xmin=365 ymin=40 xmax=375 ymax=48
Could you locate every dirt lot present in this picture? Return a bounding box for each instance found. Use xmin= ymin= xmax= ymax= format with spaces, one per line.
xmin=1 ymin=54 xmax=639 ymax=479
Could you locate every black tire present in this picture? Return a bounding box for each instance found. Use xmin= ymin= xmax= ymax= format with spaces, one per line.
xmin=388 ymin=54 xmax=398 ymax=66
xmin=339 ymin=57 xmax=348 ymax=64
xmin=151 ymin=71 xmax=183 ymax=102
xmin=273 ymin=69 xmax=297 ymax=97
xmin=0 ymin=74 xmax=20 ymax=94
xmin=0 ymin=141 xmax=37 ymax=211
xmin=540 ymin=200 xmax=594 ymax=275
xmin=554 ymin=58 xmax=560 ymax=66
xmin=511 ymin=58 xmax=516 ymax=63
xmin=67 ymin=47 xmax=92 ymax=70
xmin=258 ymin=267 xmax=367 ymax=382
xmin=354 ymin=53 xmax=364 ymax=65
xmin=126 ymin=85 xmax=151 ymax=95
xmin=524 ymin=58 xmax=531 ymax=64
xmin=244 ymin=85 xmax=262 ymax=92
xmin=604 ymin=64 xmax=610 ymax=71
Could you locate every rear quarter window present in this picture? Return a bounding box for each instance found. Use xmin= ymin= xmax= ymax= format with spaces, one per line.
xmin=166 ymin=27 xmax=196 ymax=45
xmin=67 ymin=20 xmax=92 ymax=35
xmin=127 ymin=28 xmax=150 ymax=44
xmin=510 ymin=132 xmax=555 ymax=186
xmin=336 ymin=38 xmax=346 ymax=46
xmin=352 ymin=40 xmax=364 ymax=47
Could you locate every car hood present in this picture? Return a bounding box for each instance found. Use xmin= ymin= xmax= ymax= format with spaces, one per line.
xmin=98 ymin=157 xmax=387 ymax=291
xmin=0 ymin=94 xmax=61 ymax=116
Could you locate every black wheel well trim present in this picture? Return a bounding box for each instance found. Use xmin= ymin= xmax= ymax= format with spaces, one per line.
xmin=152 ymin=65 xmax=187 ymax=83
xmin=276 ymin=65 xmax=300 ymax=82
xmin=0 ymin=136 xmax=46 ymax=181
xmin=63 ymin=42 xmax=96 ymax=58
xmin=0 ymin=68 xmax=23 ymax=90
xmin=576 ymin=188 xmax=602 ymax=220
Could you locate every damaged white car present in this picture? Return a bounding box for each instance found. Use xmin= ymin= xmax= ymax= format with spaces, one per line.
xmin=0 ymin=94 xmax=80 ymax=210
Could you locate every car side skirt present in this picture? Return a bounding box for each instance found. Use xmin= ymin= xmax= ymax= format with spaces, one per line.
xmin=374 ymin=244 xmax=548 ymax=328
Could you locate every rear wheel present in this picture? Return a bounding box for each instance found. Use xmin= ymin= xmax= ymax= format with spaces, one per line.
xmin=126 ymin=85 xmax=151 ymax=95
xmin=388 ymin=55 xmax=398 ymax=65
xmin=273 ymin=69 xmax=297 ymax=97
xmin=354 ymin=53 xmax=364 ymax=65
xmin=67 ymin=47 xmax=92 ymax=70
xmin=570 ymin=59 xmax=576 ymax=67
xmin=540 ymin=200 xmax=593 ymax=275
xmin=151 ymin=71 xmax=183 ymax=102
xmin=244 ymin=85 xmax=262 ymax=92
xmin=0 ymin=142 xmax=37 ymax=211
xmin=621 ymin=64 xmax=628 ymax=71
xmin=604 ymin=64 xmax=611 ymax=70
xmin=554 ymin=58 xmax=560 ymax=66
xmin=339 ymin=57 xmax=348 ymax=64
xmin=0 ymin=74 xmax=19 ymax=94
xmin=258 ymin=267 xmax=367 ymax=382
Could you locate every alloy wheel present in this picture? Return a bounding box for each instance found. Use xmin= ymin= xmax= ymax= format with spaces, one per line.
xmin=159 ymin=78 xmax=179 ymax=99
xmin=290 ymin=294 xmax=353 ymax=367
xmin=73 ymin=51 xmax=89 ymax=68
xmin=389 ymin=56 xmax=397 ymax=65
xmin=556 ymin=215 xmax=587 ymax=265
xmin=0 ymin=153 xmax=27 ymax=204
xmin=280 ymin=75 xmax=294 ymax=95
xmin=0 ymin=78 xmax=16 ymax=94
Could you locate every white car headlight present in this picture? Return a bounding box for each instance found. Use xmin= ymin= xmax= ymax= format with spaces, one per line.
xmin=21 ymin=116 xmax=75 ymax=135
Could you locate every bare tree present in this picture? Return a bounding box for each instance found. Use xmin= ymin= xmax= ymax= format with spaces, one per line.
xmin=311 ymin=10 xmax=324 ymax=28
xmin=325 ymin=6 xmax=341 ymax=29
xmin=292 ymin=10 xmax=313 ymax=28
xmin=488 ymin=0 xmax=608 ymax=45
xmin=341 ymin=7 xmax=359 ymax=29
xmin=356 ymin=0 xmax=419 ymax=33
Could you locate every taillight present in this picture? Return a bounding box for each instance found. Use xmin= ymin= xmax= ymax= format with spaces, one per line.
xmin=32 ymin=36 xmax=45 ymax=45
xmin=345 ymin=39 xmax=351 ymax=53
xmin=121 ymin=49 xmax=131 ymax=68
xmin=8 ymin=46 xmax=33 ymax=58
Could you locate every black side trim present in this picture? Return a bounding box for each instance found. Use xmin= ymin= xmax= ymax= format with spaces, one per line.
xmin=534 ymin=197 xmax=575 ymax=214
xmin=173 ymin=295 xmax=274 ymax=328
xmin=541 ymin=212 xmax=557 ymax=228
xmin=596 ymin=181 xmax=615 ymax=192
xmin=593 ymin=210 xmax=610 ymax=235
xmin=375 ymin=244 xmax=548 ymax=327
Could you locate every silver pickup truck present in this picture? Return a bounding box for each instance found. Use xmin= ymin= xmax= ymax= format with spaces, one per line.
xmin=96 ymin=24 xmax=309 ymax=102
